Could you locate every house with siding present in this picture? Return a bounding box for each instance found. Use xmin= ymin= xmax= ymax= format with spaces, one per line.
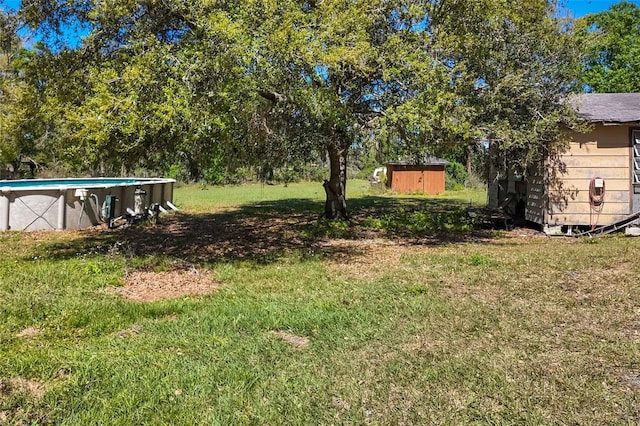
xmin=488 ymin=93 xmax=640 ymax=234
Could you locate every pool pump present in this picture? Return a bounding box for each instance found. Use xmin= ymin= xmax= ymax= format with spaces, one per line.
xmin=121 ymin=187 xmax=161 ymax=226
xmin=102 ymin=195 xmax=118 ymax=228
xmin=134 ymin=188 xmax=146 ymax=216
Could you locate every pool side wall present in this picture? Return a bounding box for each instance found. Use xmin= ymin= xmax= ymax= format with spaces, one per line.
xmin=0 ymin=179 xmax=175 ymax=231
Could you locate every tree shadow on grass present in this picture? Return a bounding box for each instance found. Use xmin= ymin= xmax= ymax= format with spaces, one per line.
xmin=32 ymin=195 xmax=497 ymax=265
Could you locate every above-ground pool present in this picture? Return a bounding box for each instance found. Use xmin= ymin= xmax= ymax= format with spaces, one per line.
xmin=0 ymin=177 xmax=176 ymax=231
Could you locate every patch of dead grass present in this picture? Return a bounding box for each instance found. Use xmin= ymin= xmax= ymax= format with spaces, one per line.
xmin=323 ymin=242 xmax=404 ymax=280
xmin=15 ymin=327 xmax=41 ymax=339
xmin=0 ymin=377 xmax=46 ymax=400
xmin=112 ymin=268 xmax=220 ymax=302
xmin=270 ymin=331 xmax=310 ymax=348
xmin=115 ymin=324 xmax=143 ymax=338
xmin=620 ymin=372 xmax=640 ymax=390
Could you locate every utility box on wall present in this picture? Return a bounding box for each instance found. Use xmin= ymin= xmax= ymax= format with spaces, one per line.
xmin=385 ymin=157 xmax=450 ymax=195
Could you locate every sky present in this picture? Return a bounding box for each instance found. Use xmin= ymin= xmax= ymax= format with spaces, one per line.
xmin=561 ymin=0 xmax=638 ymax=17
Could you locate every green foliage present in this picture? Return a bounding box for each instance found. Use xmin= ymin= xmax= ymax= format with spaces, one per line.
xmin=363 ymin=207 xmax=478 ymax=233
xmin=164 ymin=163 xmax=188 ymax=182
xmin=354 ymin=165 xmax=378 ymax=181
xmin=577 ymin=2 xmax=640 ymax=92
xmin=273 ymin=166 xmax=300 ymax=186
xmin=298 ymin=163 xmax=329 ymax=183
xmin=465 ymin=254 xmax=493 ymax=266
xmin=303 ymin=217 xmax=352 ymax=238
xmin=354 ymin=163 xmax=388 ymax=183
xmin=464 ymin=172 xmax=487 ymax=190
xmin=4 ymin=0 xmax=582 ymax=213
xmin=0 ymin=20 xmax=32 ymax=171
xmin=429 ymin=0 xmax=581 ymax=175
xmin=269 ymin=163 xmax=331 ymax=184
xmin=445 ymin=161 xmax=469 ymax=191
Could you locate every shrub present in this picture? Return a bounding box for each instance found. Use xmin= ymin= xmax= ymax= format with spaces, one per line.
xmin=445 ymin=161 xmax=469 ymax=191
xmin=354 ymin=165 xmax=378 ymax=180
xmin=274 ymin=167 xmax=300 ymax=185
xmin=164 ymin=163 xmax=189 ymax=182
xmin=202 ymin=165 xmax=254 ymax=185
xmin=464 ymin=172 xmax=486 ymax=189
xmin=299 ymin=163 xmax=329 ymax=182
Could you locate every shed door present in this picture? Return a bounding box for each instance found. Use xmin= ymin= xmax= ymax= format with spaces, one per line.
xmin=633 ymin=130 xmax=640 ymax=212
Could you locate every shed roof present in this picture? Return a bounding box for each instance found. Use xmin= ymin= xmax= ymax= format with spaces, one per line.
xmin=386 ymin=156 xmax=450 ymax=166
xmin=571 ymin=93 xmax=640 ymax=124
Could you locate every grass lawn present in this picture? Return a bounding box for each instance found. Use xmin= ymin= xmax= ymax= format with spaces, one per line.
xmin=1 ymin=180 xmax=639 ymax=424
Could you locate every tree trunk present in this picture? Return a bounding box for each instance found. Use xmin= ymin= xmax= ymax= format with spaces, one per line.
xmin=324 ymin=140 xmax=348 ymax=219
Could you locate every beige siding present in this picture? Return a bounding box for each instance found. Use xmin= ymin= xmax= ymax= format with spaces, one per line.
xmin=566 ymin=143 xmax=629 ymax=155
xmin=549 ymin=200 xmax=629 ymax=214
xmin=561 ymin=155 xmax=631 ymax=168
xmin=549 ymin=189 xmax=628 ymax=203
xmin=558 ymin=166 xmax=629 ymax=179
xmin=559 ymin=178 xmax=630 ymax=191
xmin=570 ymin=124 xmax=630 ymax=148
xmin=547 ymin=213 xmax=629 ymax=226
xmin=546 ymin=124 xmax=632 ymax=226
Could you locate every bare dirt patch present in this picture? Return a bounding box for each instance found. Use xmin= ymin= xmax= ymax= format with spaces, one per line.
xmin=112 ymin=268 xmax=220 ymax=302
xmin=502 ymin=227 xmax=547 ymax=239
xmin=270 ymin=331 xmax=310 ymax=348
xmin=620 ymin=372 xmax=640 ymax=390
xmin=320 ymin=239 xmax=411 ymax=281
xmin=15 ymin=327 xmax=41 ymax=339
xmin=115 ymin=324 xmax=144 ymax=338
xmin=0 ymin=377 xmax=46 ymax=399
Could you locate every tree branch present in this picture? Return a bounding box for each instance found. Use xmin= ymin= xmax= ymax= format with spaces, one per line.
xmin=258 ymin=90 xmax=288 ymax=103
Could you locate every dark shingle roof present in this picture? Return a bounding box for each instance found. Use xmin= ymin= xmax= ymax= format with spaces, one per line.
xmin=571 ymin=93 xmax=640 ymax=123
xmin=386 ymin=156 xmax=450 ymax=166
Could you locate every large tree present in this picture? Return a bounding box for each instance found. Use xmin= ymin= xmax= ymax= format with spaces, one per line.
xmin=231 ymin=0 xmax=582 ymax=217
xmin=0 ymin=9 xmax=22 ymax=167
xmin=4 ymin=0 xmax=581 ymax=217
xmin=576 ymin=1 xmax=640 ymax=93
xmin=243 ymin=1 xmax=454 ymax=218
xmin=430 ymin=0 xmax=582 ymax=173
xmin=2 ymin=0 xmax=257 ymax=177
